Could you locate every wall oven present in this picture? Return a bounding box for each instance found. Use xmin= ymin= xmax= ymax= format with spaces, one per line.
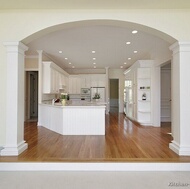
xmin=81 ymin=88 xmax=91 ymax=101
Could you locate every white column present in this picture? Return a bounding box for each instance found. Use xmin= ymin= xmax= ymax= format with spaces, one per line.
xmin=1 ymin=42 xmax=28 ymax=156
xmin=169 ymin=41 xmax=190 ymax=155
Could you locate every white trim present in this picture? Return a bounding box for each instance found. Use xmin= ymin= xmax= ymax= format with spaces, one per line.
xmin=25 ymin=55 xmax=38 ymax=59
xmin=0 ymin=163 xmax=190 ymax=171
xmin=170 ymin=141 xmax=190 ymax=156
xmin=25 ymin=68 xmax=39 ymax=71
xmin=0 ymin=141 xmax=28 ymax=156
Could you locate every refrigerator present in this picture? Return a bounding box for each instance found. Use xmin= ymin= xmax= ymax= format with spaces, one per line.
xmin=90 ymin=87 xmax=105 ymax=102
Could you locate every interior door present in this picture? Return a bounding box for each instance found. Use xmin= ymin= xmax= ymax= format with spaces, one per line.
xmin=30 ymin=72 xmax=38 ymax=118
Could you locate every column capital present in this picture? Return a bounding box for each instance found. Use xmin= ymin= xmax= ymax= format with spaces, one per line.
xmin=3 ymin=41 xmax=28 ymax=54
xmin=170 ymin=41 xmax=190 ymax=54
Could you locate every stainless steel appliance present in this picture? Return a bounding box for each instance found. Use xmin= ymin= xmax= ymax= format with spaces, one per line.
xmin=81 ymin=88 xmax=91 ymax=101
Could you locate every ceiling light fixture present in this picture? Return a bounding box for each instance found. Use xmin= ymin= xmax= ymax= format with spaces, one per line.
xmin=94 ymin=66 xmax=96 ymax=68
xmin=132 ymin=30 xmax=138 ymax=34
xmin=92 ymin=50 xmax=96 ymax=53
xmin=65 ymin=58 xmax=68 ymax=60
xmin=120 ymin=66 xmax=123 ymax=68
xmin=72 ymin=66 xmax=75 ymax=68
xmin=93 ymin=62 xmax=96 ymax=65
xmin=126 ymin=42 xmax=131 ymax=45
xmin=134 ymin=51 xmax=138 ymax=53
xmin=69 ymin=62 xmax=71 ymax=65
xmin=124 ymin=62 xmax=127 ymax=65
xmin=93 ymin=58 xmax=96 ymax=60
xmin=128 ymin=58 xmax=131 ymax=60
xmin=58 ymin=51 xmax=63 ymax=54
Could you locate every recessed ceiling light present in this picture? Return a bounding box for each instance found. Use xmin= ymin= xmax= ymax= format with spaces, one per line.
xmin=134 ymin=51 xmax=138 ymax=53
xmin=93 ymin=58 xmax=96 ymax=60
xmin=72 ymin=66 xmax=75 ymax=68
xmin=94 ymin=66 xmax=96 ymax=68
xmin=58 ymin=51 xmax=63 ymax=54
xmin=65 ymin=58 xmax=68 ymax=60
xmin=124 ymin=62 xmax=127 ymax=65
xmin=93 ymin=62 xmax=96 ymax=65
xmin=126 ymin=42 xmax=131 ymax=45
xmin=69 ymin=62 xmax=71 ymax=65
xmin=120 ymin=66 xmax=123 ymax=68
xmin=132 ymin=30 xmax=138 ymax=34
xmin=128 ymin=58 xmax=131 ymax=60
xmin=92 ymin=51 xmax=96 ymax=53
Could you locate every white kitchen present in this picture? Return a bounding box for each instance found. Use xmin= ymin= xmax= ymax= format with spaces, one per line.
xmin=38 ymin=60 xmax=108 ymax=135
xmin=23 ymin=23 xmax=172 ymax=139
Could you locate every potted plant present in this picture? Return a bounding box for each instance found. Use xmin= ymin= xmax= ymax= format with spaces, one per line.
xmin=60 ymin=92 xmax=68 ymax=105
xmin=93 ymin=93 xmax=100 ymax=101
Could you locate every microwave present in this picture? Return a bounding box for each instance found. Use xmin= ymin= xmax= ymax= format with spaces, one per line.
xmin=81 ymin=88 xmax=90 ymax=96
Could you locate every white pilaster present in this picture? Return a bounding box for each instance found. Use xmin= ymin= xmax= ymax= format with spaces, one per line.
xmin=169 ymin=41 xmax=190 ymax=155
xmin=1 ymin=42 xmax=28 ymax=156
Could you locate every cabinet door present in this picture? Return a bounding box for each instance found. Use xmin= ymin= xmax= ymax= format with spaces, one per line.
xmin=69 ymin=76 xmax=81 ymax=94
xmin=50 ymin=68 xmax=56 ymax=93
xmin=98 ymin=75 xmax=106 ymax=87
xmin=91 ymin=75 xmax=98 ymax=87
xmin=80 ymin=75 xmax=86 ymax=88
xmin=51 ymin=69 xmax=60 ymax=94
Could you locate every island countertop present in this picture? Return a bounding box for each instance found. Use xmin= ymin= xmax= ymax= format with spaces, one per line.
xmin=40 ymin=100 xmax=107 ymax=108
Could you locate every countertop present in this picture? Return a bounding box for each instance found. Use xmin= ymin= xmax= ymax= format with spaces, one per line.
xmin=40 ymin=100 xmax=106 ymax=108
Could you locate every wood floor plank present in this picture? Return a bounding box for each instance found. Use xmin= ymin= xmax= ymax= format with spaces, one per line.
xmin=0 ymin=113 xmax=190 ymax=162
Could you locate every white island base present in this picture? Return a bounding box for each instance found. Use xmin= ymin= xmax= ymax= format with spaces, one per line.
xmin=38 ymin=103 xmax=106 ymax=135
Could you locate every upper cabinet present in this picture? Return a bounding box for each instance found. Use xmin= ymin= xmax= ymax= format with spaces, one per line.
xmin=42 ymin=61 xmax=69 ymax=94
xmin=42 ymin=61 xmax=106 ymax=95
xmin=69 ymin=75 xmax=81 ymax=94
xmin=69 ymin=74 xmax=106 ymax=94
xmin=80 ymin=74 xmax=91 ymax=88
xmin=90 ymin=74 xmax=106 ymax=87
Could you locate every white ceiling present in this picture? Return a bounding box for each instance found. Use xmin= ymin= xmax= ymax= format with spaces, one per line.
xmin=26 ymin=23 xmax=172 ymax=71
xmin=1 ymin=0 xmax=190 ymax=9
xmin=2 ymin=0 xmax=181 ymax=72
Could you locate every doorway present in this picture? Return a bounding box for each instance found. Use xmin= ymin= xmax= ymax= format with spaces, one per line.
xmin=25 ymin=71 xmax=38 ymax=121
xmin=160 ymin=63 xmax=171 ymax=123
xmin=109 ymin=79 xmax=119 ymax=112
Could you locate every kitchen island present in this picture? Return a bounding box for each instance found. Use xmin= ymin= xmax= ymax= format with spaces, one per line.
xmin=38 ymin=101 xmax=106 ymax=135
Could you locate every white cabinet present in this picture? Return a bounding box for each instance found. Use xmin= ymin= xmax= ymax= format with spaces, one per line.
xmin=69 ymin=74 xmax=106 ymax=94
xmin=80 ymin=74 xmax=91 ymax=88
xmin=91 ymin=74 xmax=106 ymax=87
xmin=69 ymin=75 xmax=81 ymax=94
xmin=42 ymin=61 xmax=69 ymax=94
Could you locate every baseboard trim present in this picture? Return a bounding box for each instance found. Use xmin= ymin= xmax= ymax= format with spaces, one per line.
xmin=169 ymin=141 xmax=190 ymax=156
xmin=0 ymin=141 xmax=28 ymax=156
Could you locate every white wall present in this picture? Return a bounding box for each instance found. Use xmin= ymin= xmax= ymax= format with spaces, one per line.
xmin=1 ymin=9 xmax=190 ymax=146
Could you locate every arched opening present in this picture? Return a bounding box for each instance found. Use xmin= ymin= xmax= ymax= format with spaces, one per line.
xmin=4 ymin=19 xmax=185 ymax=159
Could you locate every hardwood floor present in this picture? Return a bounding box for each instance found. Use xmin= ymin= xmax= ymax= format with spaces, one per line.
xmin=1 ymin=113 xmax=190 ymax=162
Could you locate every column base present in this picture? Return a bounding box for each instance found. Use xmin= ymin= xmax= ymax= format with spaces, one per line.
xmin=0 ymin=141 xmax=28 ymax=156
xmin=169 ymin=141 xmax=190 ymax=156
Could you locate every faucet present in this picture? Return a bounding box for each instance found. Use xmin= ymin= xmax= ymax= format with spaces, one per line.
xmin=52 ymin=99 xmax=55 ymax=105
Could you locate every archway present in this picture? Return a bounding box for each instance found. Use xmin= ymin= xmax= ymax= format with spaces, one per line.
xmin=3 ymin=19 xmax=190 ymax=157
